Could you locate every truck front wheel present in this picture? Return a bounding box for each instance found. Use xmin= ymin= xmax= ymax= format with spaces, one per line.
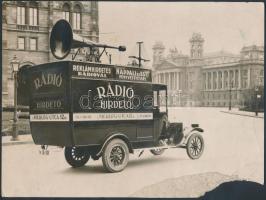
xmin=186 ymin=134 xmax=204 ymax=159
xmin=102 ymin=139 xmax=129 ymax=173
xmin=64 ymin=146 xmax=90 ymax=168
xmin=150 ymin=148 xmax=165 ymax=155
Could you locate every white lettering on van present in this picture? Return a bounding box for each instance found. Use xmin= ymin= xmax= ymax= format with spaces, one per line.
xmin=96 ymin=84 xmax=134 ymax=99
xmin=34 ymin=73 xmax=62 ymax=90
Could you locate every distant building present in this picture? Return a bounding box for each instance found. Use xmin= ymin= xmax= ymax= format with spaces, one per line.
xmin=152 ymin=33 xmax=264 ymax=107
xmin=2 ymin=1 xmax=99 ymax=106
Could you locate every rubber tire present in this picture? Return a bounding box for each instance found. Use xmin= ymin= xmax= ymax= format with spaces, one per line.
xmin=150 ymin=148 xmax=165 ymax=155
xmin=64 ymin=146 xmax=90 ymax=168
xmin=186 ymin=133 xmax=204 ymax=159
xmin=102 ymin=139 xmax=129 ymax=173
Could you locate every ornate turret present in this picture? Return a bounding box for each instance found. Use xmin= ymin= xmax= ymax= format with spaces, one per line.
xmin=189 ymin=33 xmax=204 ymax=59
xmin=240 ymin=45 xmax=264 ymax=62
xmin=152 ymin=41 xmax=165 ymax=66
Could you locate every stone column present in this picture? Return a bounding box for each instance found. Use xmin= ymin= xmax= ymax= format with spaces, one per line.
xmin=169 ymin=72 xmax=171 ymax=89
xmin=238 ymin=69 xmax=241 ymax=89
xmin=174 ymin=72 xmax=177 ymax=90
xmin=213 ymin=71 xmax=216 ymax=90
xmin=171 ymin=72 xmax=173 ymax=90
xmin=206 ymin=72 xmax=208 ymax=90
xmin=211 ymin=72 xmax=214 ymax=90
xmin=172 ymin=72 xmax=174 ymax=90
xmin=224 ymin=71 xmax=226 ymax=89
xmin=203 ymin=73 xmax=206 ymax=90
xmin=233 ymin=70 xmax=236 ymax=88
xmin=178 ymin=72 xmax=181 ymax=90
xmin=167 ymin=72 xmax=169 ymax=86
xmin=227 ymin=70 xmax=230 ymax=88
xmin=208 ymin=72 xmax=211 ymax=90
xmin=176 ymin=72 xmax=179 ymax=90
xmin=172 ymin=72 xmax=175 ymax=90
xmin=221 ymin=71 xmax=224 ymax=89
xmin=177 ymin=72 xmax=180 ymax=90
xmin=213 ymin=72 xmax=216 ymax=90
xmin=247 ymin=68 xmax=250 ymax=88
xmin=207 ymin=72 xmax=209 ymax=90
xmin=216 ymin=71 xmax=219 ymax=90
xmin=216 ymin=72 xmax=218 ymax=89
xmin=167 ymin=72 xmax=170 ymax=87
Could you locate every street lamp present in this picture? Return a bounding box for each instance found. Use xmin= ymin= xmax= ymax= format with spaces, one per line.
xmin=255 ymin=86 xmax=259 ymax=116
xmin=10 ymin=55 xmax=20 ymax=141
xmin=178 ymin=90 xmax=182 ymax=106
xmin=228 ymin=80 xmax=234 ymax=111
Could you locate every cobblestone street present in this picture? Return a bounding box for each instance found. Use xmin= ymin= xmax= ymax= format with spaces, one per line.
xmin=2 ymin=108 xmax=263 ymax=197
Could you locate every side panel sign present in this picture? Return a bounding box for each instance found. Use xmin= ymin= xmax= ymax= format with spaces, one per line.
xmin=72 ymin=79 xmax=154 ymax=121
xmin=73 ymin=112 xmax=153 ymax=121
xmin=30 ymin=113 xmax=69 ymax=122
xmin=71 ymin=62 xmax=152 ymax=82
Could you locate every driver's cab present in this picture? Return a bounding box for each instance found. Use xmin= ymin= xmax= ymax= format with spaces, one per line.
xmin=152 ymin=84 xmax=168 ymax=141
xmin=153 ymin=84 xmax=168 ymax=116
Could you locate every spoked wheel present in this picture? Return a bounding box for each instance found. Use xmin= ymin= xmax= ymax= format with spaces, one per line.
xmin=102 ymin=139 xmax=129 ymax=173
xmin=150 ymin=148 xmax=165 ymax=155
xmin=186 ymin=133 xmax=204 ymax=159
xmin=65 ymin=146 xmax=90 ymax=168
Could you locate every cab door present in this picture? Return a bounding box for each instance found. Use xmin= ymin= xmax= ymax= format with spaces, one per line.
xmin=152 ymin=84 xmax=168 ymax=141
xmin=135 ymin=83 xmax=154 ymax=148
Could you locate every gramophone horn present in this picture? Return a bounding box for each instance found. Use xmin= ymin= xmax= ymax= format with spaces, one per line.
xmin=50 ymin=19 xmax=126 ymax=60
xmin=50 ymin=19 xmax=73 ymax=60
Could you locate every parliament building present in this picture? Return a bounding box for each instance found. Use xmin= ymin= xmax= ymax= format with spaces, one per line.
xmin=152 ymin=33 xmax=264 ymax=107
xmin=2 ymin=1 xmax=99 ymax=107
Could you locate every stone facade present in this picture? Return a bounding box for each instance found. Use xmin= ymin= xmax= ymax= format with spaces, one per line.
xmin=152 ymin=33 xmax=264 ymax=107
xmin=2 ymin=1 xmax=99 ymax=106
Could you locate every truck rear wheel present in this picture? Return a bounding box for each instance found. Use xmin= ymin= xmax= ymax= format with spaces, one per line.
xmin=64 ymin=146 xmax=90 ymax=168
xmin=102 ymin=139 xmax=129 ymax=173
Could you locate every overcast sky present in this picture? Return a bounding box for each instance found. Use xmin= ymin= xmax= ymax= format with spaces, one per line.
xmin=98 ymin=2 xmax=264 ymax=67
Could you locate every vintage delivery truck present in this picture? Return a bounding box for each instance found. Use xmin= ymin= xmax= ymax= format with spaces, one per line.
xmin=25 ymin=19 xmax=204 ymax=172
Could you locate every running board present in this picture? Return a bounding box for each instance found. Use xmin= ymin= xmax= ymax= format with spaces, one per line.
xmin=133 ymin=144 xmax=186 ymax=152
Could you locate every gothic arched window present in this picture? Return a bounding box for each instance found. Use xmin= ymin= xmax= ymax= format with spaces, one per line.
xmin=73 ymin=4 xmax=81 ymax=29
xmin=63 ymin=3 xmax=71 ymax=22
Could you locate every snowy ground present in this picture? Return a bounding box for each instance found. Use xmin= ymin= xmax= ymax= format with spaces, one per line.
xmin=2 ymin=107 xmax=264 ymax=197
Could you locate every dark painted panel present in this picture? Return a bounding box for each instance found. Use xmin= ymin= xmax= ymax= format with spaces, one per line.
xmin=131 ymin=140 xmax=155 ymax=149
xmin=73 ymin=121 xmax=137 ymax=145
xmin=31 ymin=122 xmax=73 ymax=146
xmin=29 ymin=61 xmax=70 ymax=114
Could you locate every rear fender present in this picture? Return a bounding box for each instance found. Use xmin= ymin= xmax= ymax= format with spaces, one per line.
xmin=96 ymin=133 xmax=133 ymax=157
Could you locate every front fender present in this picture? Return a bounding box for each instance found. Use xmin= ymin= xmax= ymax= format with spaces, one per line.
xmin=183 ymin=127 xmax=204 ymax=144
xmin=192 ymin=127 xmax=204 ymax=133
